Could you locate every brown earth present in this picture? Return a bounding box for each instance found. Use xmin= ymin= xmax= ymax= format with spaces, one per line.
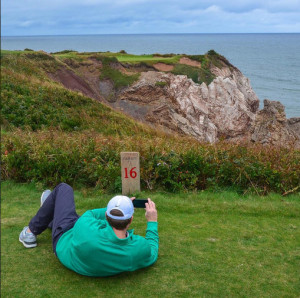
xmin=179 ymin=57 xmax=201 ymax=68
xmin=152 ymin=57 xmax=202 ymax=71
xmin=153 ymin=63 xmax=174 ymax=71
xmin=48 ymin=58 xmax=103 ymax=101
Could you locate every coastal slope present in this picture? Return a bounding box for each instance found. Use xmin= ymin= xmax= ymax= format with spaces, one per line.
xmin=49 ymin=50 xmax=300 ymax=147
xmin=2 ymin=49 xmax=299 ymax=147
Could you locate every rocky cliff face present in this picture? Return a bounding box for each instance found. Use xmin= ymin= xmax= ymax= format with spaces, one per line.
xmin=118 ymin=66 xmax=299 ymax=148
xmin=119 ymin=69 xmax=260 ymax=143
xmin=251 ymin=100 xmax=300 ymax=148
xmin=48 ymin=53 xmax=299 ymax=148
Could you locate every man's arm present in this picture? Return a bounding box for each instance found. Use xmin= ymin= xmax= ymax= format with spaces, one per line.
xmin=144 ymin=199 xmax=159 ymax=264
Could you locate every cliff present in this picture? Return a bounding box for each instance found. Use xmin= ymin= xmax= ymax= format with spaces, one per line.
xmin=24 ymin=50 xmax=299 ymax=147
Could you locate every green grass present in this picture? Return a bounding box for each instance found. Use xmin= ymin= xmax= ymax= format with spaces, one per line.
xmin=1 ymin=50 xmax=25 ymax=56
xmin=0 ymin=54 xmax=150 ymax=134
xmin=51 ymin=51 xmax=180 ymax=65
xmin=53 ymin=51 xmax=181 ymax=65
xmin=2 ymin=181 xmax=299 ymax=297
xmin=116 ymin=54 xmax=181 ymax=65
xmin=172 ymin=63 xmax=215 ymax=85
xmin=100 ymin=65 xmax=140 ymax=89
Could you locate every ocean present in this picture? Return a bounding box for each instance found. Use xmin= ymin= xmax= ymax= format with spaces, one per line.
xmin=2 ymin=33 xmax=300 ymax=118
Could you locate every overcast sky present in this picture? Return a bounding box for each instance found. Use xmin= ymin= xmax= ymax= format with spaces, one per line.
xmin=2 ymin=0 xmax=300 ymax=36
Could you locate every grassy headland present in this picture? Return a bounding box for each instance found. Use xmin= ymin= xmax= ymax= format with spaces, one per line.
xmin=1 ymin=50 xmax=299 ymax=194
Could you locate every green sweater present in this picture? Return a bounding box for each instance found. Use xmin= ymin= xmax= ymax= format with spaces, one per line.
xmin=56 ymin=208 xmax=159 ymax=277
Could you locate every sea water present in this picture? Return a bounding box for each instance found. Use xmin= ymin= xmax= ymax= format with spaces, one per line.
xmin=2 ymin=33 xmax=300 ymax=118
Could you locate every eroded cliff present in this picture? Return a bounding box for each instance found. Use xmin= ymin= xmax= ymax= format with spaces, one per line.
xmin=47 ymin=50 xmax=299 ymax=147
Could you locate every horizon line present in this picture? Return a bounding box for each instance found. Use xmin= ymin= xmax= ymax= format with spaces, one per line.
xmin=2 ymin=32 xmax=300 ymax=38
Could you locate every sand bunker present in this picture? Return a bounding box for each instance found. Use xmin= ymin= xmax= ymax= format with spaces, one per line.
xmin=153 ymin=63 xmax=174 ymax=71
xmin=179 ymin=57 xmax=201 ymax=68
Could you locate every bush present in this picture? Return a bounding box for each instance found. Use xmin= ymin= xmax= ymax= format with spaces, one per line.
xmin=2 ymin=130 xmax=299 ymax=194
xmin=207 ymin=49 xmax=219 ymax=56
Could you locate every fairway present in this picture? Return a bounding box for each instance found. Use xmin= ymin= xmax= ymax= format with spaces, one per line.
xmin=115 ymin=54 xmax=180 ymax=64
xmin=1 ymin=181 xmax=300 ymax=297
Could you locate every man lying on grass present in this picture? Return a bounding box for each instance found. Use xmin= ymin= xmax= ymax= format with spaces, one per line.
xmin=19 ymin=183 xmax=159 ymax=277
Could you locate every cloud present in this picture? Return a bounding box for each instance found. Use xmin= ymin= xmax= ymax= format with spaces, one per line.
xmin=2 ymin=0 xmax=300 ymax=35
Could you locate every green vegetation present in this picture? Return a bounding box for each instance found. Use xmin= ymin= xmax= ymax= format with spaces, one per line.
xmin=184 ymin=49 xmax=239 ymax=83
xmin=2 ymin=49 xmax=223 ymax=85
xmin=1 ymin=61 xmax=144 ymax=133
xmin=116 ymin=54 xmax=180 ymax=65
xmin=99 ymin=57 xmax=140 ymax=89
xmin=171 ymin=63 xmax=215 ymax=85
xmin=2 ymin=130 xmax=299 ymax=193
xmin=52 ymin=50 xmax=78 ymax=54
xmin=1 ymin=50 xmax=61 ymax=75
xmin=2 ymin=181 xmax=300 ymax=297
xmin=51 ymin=51 xmax=179 ymax=66
xmin=1 ymin=49 xmax=25 ymax=56
xmin=179 ymin=50 xmax=234 ymax=84
xmin=188 ymin=50 xmax=227 ymax=69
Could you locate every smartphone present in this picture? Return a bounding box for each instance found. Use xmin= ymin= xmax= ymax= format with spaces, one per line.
xmin=133 ymin=199 xmax=148 ymax=208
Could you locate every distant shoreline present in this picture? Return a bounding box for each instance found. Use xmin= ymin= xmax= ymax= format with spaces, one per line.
xmin=2 ymin=32 xmax=300 ymax=38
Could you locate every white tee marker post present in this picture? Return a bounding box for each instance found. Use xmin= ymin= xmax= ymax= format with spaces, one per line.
xmin=121 ymin=152 xmax=140 ymax=195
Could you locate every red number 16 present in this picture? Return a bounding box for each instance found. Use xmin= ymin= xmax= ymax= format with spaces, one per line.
xmin=124 ymin=167 xmax=137 ymax=179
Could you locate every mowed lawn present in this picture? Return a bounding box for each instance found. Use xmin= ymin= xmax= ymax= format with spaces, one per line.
xmin=1 ymin=181 xmax=300 ymax=297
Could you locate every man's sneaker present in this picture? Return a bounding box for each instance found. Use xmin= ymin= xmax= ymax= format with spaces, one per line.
xmin=19 ymin=226 xmax=37 ymax=248
xmin=40 ymin=189 xmax=51 ymax=206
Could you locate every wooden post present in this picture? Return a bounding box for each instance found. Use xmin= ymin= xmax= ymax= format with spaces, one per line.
xmin=121 ymin=152 xmax=140 ymax=195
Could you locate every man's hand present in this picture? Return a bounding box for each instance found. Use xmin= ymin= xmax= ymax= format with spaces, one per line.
xmin=130 ymin=197 xmax=136 ymax=201
xmin=145 ymin=198 xmax=157 ymax=222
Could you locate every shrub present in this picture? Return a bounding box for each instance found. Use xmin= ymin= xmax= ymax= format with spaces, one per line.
xmin=207 ymin=49 xmax=219 ymax=56
xmin=2 ymin=130 xmax=299 ymax=195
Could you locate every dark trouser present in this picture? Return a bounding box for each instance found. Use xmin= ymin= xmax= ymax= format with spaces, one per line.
xmin=29 ymin=183 xmax=79 ymax=254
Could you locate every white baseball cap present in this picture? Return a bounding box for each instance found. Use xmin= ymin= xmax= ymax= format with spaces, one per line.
xmin=106 ymin=195 xmax=134 ymax=220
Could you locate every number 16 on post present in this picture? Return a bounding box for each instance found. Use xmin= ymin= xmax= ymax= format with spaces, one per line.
xmin=121 ymin=152 xmax=140 ymax=195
